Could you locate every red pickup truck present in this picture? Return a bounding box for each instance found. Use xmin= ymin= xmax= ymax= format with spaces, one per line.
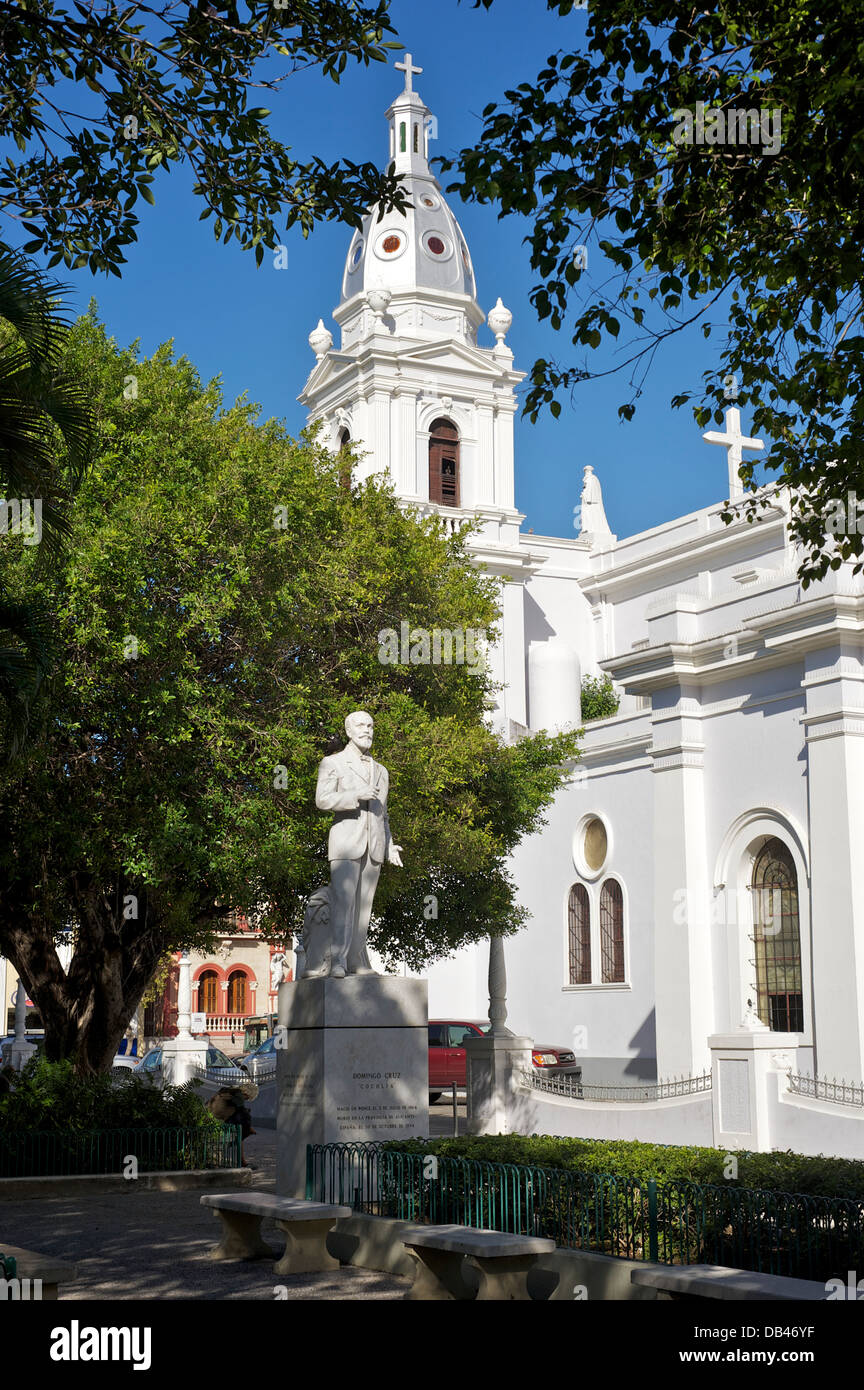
xmin=428 ymin=1018 xmax=580 ymax=1101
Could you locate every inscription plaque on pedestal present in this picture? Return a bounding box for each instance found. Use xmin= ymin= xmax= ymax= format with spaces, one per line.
xmin=276 ymin=976 xmax=428 ymax=1196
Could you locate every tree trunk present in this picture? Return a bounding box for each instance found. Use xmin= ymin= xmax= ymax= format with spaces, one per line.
xmin=2 ymin=878 xmax=166 ymax=1074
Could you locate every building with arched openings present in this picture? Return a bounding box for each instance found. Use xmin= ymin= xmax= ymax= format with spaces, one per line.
xmin=299 ymin=53 xmax=864 ymax=1112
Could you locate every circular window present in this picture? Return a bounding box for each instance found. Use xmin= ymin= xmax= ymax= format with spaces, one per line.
xmin=422 ymin=230 xmax=452 ymax=261
xmin=421 ymin=195 xmax=439 ymax=209
xmin=349 ymin=240 xmax=364 ymax=271
xmin=573 ymin=814 xmax=610 ymax=879
xmin=373 ymin=229 xmax=407 ymax=260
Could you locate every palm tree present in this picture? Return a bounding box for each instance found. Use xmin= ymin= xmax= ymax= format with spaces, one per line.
xmin=0 ymin=247 xmax=95 ymax=751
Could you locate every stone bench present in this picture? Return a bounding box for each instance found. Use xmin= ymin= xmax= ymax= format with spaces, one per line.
xmin=402 ymin=1225 xmax=556 ymax=1301
xmin=631 ymin=1264 xmax=830 ymax=1301
xmin=200 ymin=1193 xmax=351 ymax=1275
xmin=0 ymin=1244 xmax=77 ymax=1300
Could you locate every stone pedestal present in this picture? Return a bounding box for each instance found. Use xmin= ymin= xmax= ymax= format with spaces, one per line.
xmin=4 ymin=1036 xmax=37 ymax=1072
xmin=465 ymin=1032 xmax=535 ymax=1135
xmin=276 ymin=975 xmax=428 ymax=1198
xmin=709 ymin=1027 xmax=799 ymax=1152
xmin=161 ymin=1034 xmax=208 ymax=1086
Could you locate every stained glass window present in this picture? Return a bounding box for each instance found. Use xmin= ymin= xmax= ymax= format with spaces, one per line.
xmin=751 ymin=838 xmax=803 ymax=1031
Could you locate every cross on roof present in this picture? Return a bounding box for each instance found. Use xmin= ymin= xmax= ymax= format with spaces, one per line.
xmin=702 ymin=406 xmax=764 ymax=499
xmin=395 ymin=52 xmax=423 ymax=92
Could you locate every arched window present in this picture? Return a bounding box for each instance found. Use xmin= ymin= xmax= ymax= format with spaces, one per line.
xmin=227 ymin=970 xmax=247 ymax=1015
xmin=752 ymin=838 xmax=803 ymax=1031
xmin=198 ymin=970 xmax=218 ymax=1015
xmin=399 ymin=122 xmax=407 ymax=152
xmin=429 ymin=418 xmax=460 ymax=507
xmin=567 ymin=884 xmax=591 ymax=984
xmin=599 ymin=879 xmax=625 ymax=983
xmin=413 ymin=123 xmax=419 ymax=152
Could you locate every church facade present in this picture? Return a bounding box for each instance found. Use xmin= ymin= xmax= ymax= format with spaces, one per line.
xmin=300 ymin=57 xmax=864 ymax=1092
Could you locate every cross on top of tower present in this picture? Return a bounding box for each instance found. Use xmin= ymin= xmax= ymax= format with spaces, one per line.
xmin=395 ymin=52 xmax=423 ymax=92
xmin=702 ymin=405 xmax=764 ymax=499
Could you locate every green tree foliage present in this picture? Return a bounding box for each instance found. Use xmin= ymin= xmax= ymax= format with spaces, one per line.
xmin=580 ymin=672 xmax=618 ymax=722
xmin=450 ymin=0 xmax=864 ymax=585
xmin=0 ymin=0 xmax=408 ymax=275
xmin=0 ymin=309 xmax=577 ymax=1072
xmin=0 ymin=249 xmax=95 ymax=747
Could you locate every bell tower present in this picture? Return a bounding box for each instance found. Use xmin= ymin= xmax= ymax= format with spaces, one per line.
xmin=299 ymin=54 xmax=541 ymax=726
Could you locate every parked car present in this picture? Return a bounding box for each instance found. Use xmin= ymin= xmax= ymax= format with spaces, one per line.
xmin=134 ymin=1043 xmax=249 ymax=1081
xmin=428 ymin=1019 xmax=581 ymax=1102
xmin=239 ymin=1034 xmax=278 ymax=1077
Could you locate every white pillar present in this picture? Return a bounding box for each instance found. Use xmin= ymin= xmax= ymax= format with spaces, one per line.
xmin=710 ymin=1022 xmax=798 ymax=1152
xmin=465 ymin=936 xmax=535 ymax=1135
xmin=652 ymin=695 xmax=713 ymax=1076
xmin=803 ymin=649 xmax=864 ymax=1079
xmin=6 ymin=982 xmax=37 ymax=1071
xmin=161 ymin=952 xmax=208 ymax=1084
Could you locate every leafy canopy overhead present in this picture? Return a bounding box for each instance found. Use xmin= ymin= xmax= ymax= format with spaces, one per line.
xmin=450 ymin=0 xmax=864 ymax=585
xmin=0 ymin=0 xmax=408 ymax=275
xmin=0 ymin=308 xmax=577 ymax=1069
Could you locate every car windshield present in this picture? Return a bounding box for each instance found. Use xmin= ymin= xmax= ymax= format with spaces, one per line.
xmin=206 ymin=1046 xmax=235 ymax=1068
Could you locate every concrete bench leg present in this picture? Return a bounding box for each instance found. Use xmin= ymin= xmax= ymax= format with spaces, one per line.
xmin=466 ymin=1254 xmax=538 ymax=1301
xmin=208 ymin=1209 xmax=275 ymax=1262
xmin=273 ymin=1219 xmax=340 ymax=1276
xmin=404 ymin=1247 xmax=477 ymax=1301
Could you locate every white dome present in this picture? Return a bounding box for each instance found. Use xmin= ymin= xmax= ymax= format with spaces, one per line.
xmin=339 ymin=69 xmax=477 ymax=306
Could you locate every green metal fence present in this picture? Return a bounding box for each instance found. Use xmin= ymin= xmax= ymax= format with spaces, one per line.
xmin=0 ymin=1125 xmax=242 ymax=1177
xmin=306 ymin=1142 xmax=864 ymax=1282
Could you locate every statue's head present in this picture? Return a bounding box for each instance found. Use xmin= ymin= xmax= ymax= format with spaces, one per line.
xmin=345 ymin=710 xmax=374 ymax=752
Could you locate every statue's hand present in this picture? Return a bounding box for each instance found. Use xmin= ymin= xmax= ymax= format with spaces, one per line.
xmin=388 ymin=844 xmax=403 ymax=868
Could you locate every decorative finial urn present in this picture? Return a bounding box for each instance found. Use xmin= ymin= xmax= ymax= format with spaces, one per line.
xmin=366 ymin=286 xmax=393 ymax=320
xmin=308 ymin=318 xmax=333 ymax=360
xmin=487 ymin=296 xmax=513 ymax=344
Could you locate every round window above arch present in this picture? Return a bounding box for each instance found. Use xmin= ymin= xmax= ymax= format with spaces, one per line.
xmin=573 ymin=813 xmax=611 ymax=879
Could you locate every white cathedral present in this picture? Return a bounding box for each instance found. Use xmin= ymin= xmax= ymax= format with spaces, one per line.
xmin=300 ymin=56 xmax=864 ymax=1095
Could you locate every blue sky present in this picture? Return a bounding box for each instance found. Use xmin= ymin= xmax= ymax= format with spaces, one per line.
xmin=22 ymin=0 xmax=757 ymax=542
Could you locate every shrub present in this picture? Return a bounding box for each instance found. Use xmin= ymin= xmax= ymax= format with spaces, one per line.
xmin=580 ymin=673 xmax=620 ymax=722
xmin=0 ymin=1055 xmax=218 ymax=1133
xmin=383 ymin=1133 xmax=864 ymax=1201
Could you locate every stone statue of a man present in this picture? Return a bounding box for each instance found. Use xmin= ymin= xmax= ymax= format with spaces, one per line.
xmin=314 ymin=711 xmax=402 ymax=978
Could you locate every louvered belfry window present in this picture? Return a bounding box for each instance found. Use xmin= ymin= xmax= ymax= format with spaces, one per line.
xmin=567 ymin=884 xmax=591 ymax=984
xmin=429 ymin=418 xmax=460 ymax=507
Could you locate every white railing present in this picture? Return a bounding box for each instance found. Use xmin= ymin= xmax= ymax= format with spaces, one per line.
xmin=205 ymin=1014 xmax=248 ymax=1033
xmin=529 ymin=1071 xmax=712 ymax=1103
xmin=787 ymin=1073 xmax=864 ymax=1107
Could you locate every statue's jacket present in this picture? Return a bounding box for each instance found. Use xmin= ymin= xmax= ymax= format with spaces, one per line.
xmin=315 ymin=747 xmax=393 ymax=864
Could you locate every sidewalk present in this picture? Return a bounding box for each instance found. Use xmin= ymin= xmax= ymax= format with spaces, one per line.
xmin=0 ymin=1129 xmax=407 ymax=1300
